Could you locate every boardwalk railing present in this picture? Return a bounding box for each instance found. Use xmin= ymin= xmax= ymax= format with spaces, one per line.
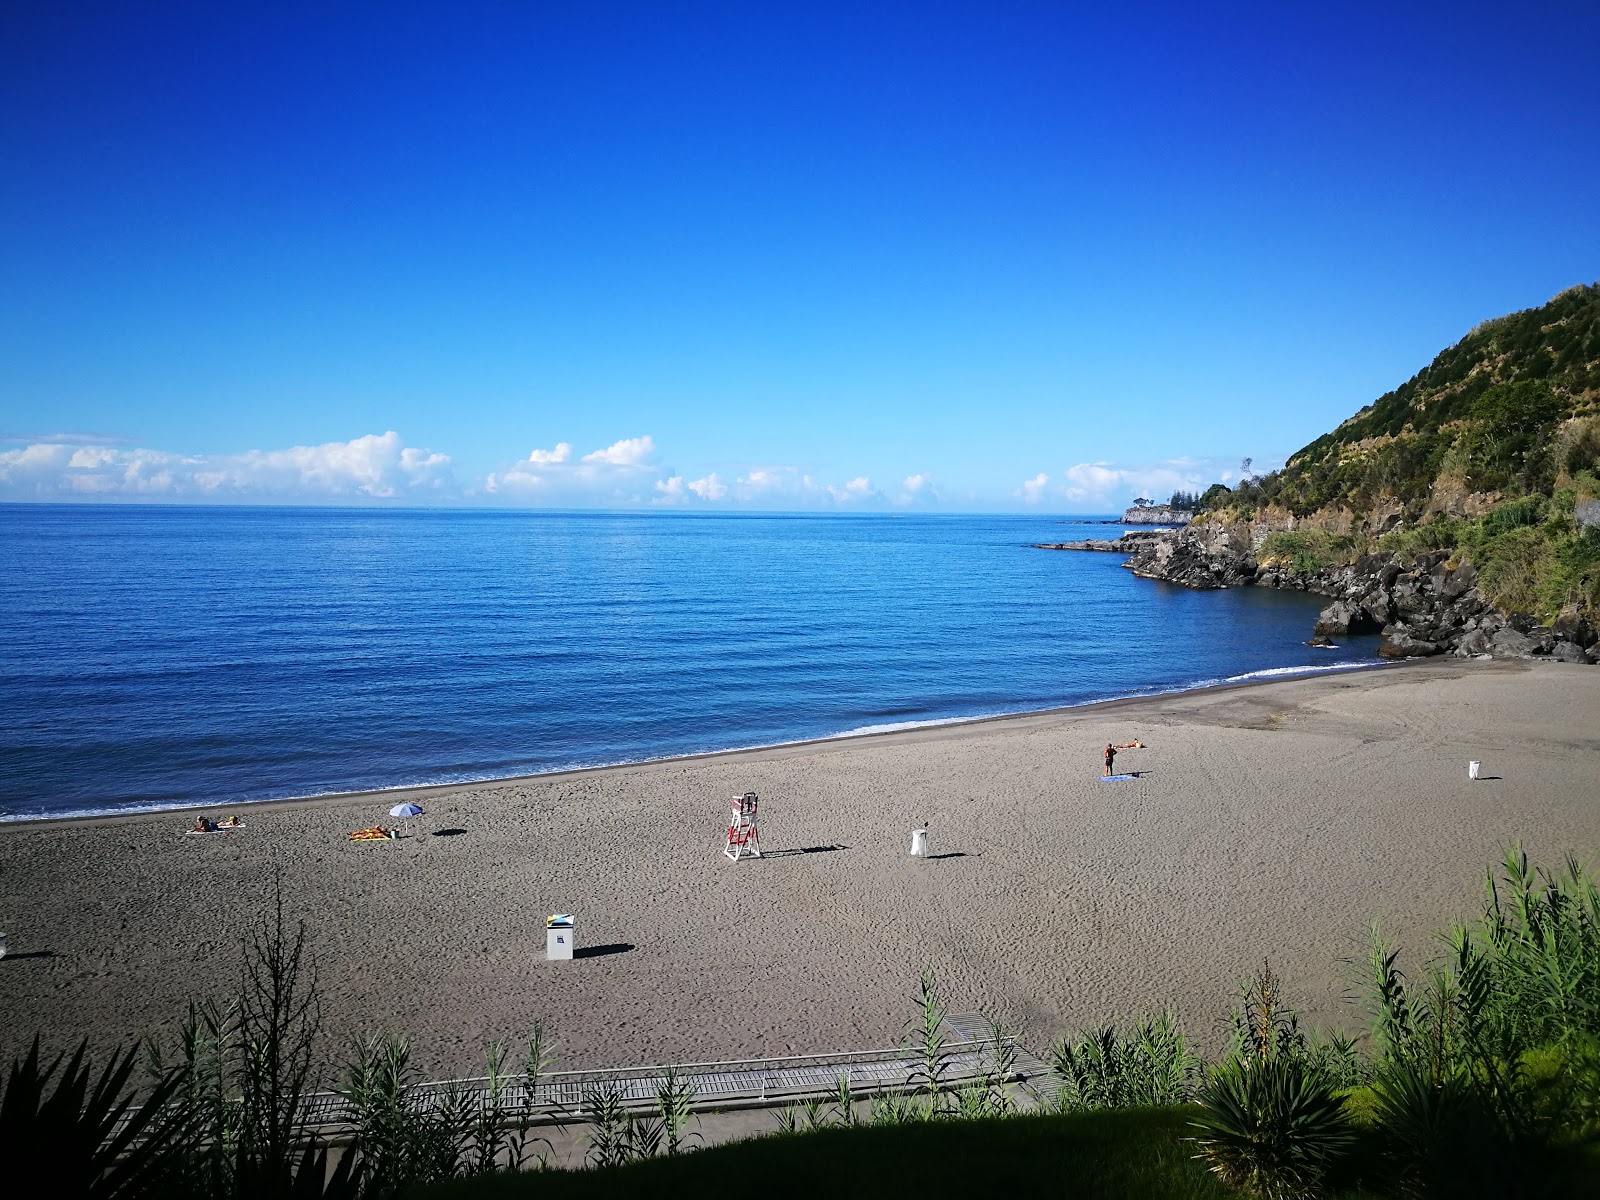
xmin=296 ymin=1016 xmax=1051 ymax=1135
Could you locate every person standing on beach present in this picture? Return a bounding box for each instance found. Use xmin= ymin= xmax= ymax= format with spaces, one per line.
xmin=1103 ymin=743 xmax=1116 ymax=777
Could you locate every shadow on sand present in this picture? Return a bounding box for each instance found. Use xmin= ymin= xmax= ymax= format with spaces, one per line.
xmin=575 ymin=943 xmax=635 ymax=960
xmin=763 ymin=844 xmax=849 ymax=858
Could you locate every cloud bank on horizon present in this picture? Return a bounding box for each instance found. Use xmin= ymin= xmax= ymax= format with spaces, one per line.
xmin=0 ymin=431 xmax=1255 ymax=512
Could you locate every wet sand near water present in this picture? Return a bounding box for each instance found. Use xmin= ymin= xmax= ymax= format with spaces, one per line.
xmin=2 ymin=658 xmax=1597 ymax=1078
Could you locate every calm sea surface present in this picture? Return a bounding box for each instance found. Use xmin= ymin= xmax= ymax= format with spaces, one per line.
xmin=0 ymin=506 xmax=1382 ymax=821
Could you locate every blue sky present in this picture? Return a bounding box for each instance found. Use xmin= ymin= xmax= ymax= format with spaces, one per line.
xmin=2 ymin=2 xmax=1597 ymax=510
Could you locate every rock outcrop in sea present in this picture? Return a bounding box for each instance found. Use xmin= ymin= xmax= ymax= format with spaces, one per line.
xmin=1119 ymin=503 xmax=1194 ymax=525
xmin=1076 ymin=521 xmax=1600 ymax=664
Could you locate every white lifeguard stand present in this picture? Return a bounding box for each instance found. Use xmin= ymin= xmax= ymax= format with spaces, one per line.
xmin=724 ymin=791 xmax=761 ymax=861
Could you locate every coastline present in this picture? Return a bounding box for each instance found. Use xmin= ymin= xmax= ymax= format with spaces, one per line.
xmin=6 ymin=654 xmax=1598 ymax=1080
xmin=1 ymin=656 xmax=1399 ymax=830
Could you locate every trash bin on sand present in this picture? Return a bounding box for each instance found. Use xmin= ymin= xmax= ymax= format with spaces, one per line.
xmin=909 ymin=828 xmax=928 ymax=857
xmin=546 ymin=914 xmax=574 ymax=961
xmin=1469 ymin=760 xmax=1482 ymax=780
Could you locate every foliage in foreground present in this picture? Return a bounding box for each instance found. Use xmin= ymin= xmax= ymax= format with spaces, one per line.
xmin=6 ymin=850 xmax=1600 ymax=1199
xmin=421 ymin=1109 xmax=1245 ymax=1200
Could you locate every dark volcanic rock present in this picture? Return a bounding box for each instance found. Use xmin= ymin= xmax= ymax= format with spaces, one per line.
xmin=1314 ymin=599 xmax=1380 ymax=637
xmin=1109 ymin=517 xmax=1592 ymax=665
xmin=1379 ymin=634 xmax=1442 ymax=658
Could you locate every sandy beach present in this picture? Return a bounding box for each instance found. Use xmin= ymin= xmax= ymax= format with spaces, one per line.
xmin=2 ymin=658 xmax=1597 ymax=1078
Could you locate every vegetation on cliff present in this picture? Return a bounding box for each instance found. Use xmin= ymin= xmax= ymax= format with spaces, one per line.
xmin=1201 ymin=284 xmax=1600 ymax=619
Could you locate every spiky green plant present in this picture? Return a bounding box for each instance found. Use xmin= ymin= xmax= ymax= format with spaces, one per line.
xmin=1191 ymin=1055 xmax=1354 ymax=1200
xmin=0 ymin=1038 xmax=193 ymax=1200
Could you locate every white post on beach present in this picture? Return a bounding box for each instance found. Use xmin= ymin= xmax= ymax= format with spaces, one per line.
xmin=909 ymin=828 xmax=928 ymax=857
xmin=546 ymin=915 xmax=574 ymax=961
xmin=1469 ymin=760 xmax=1482 ymax=780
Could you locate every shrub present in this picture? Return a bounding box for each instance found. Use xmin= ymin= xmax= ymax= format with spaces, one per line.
xmin=1257 ymin=531 xmax=1357 ymax=575
xmin=1046 ymin=1011 xmax=1200 ymax=1112
xmin=1377 ymin=517 xmax=1460 ymax=561
xmin=1190 ymin=1055 xmax=1354 ymax=1199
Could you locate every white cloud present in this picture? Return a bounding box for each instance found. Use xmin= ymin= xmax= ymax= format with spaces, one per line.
xmin=687 ymin=473 xmax=727 ymax=500
xmin=527 ymin=442 xmax=572 ymax=465
xmin=581 ymin=435 xmax=654 ymax=466
xmin=0 ymin=431 xmax=453 ymax=501
xmin=826 ymin=476 xmax=877 ymax=503
xmin=1054 ymin=457 xmax=1258 ymax=509
xmin=895 ymin=471 xmax=939 ymax=506
xmin=1017 ymin=472 xmax=1050 ymax=503
xmin=488 ymin=432 xmax=660 ymax=498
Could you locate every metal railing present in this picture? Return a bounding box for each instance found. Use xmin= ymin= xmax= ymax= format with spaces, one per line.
xmin=296 ymin=1028 xmax=1035 ymax=1134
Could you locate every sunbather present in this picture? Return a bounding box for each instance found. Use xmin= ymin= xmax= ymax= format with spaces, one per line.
xmin=191 ymin=816 xmax=215 ymax=833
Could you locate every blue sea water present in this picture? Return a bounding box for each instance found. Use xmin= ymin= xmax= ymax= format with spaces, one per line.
xmin=0 ymin=506 xmax=1382 ymax=821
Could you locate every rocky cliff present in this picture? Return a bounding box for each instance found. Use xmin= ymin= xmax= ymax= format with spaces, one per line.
xmin=1117 ymin=522 xmax=1598 ymax=664
xmin=1120 ymin=504 xmax=1193 ymax=525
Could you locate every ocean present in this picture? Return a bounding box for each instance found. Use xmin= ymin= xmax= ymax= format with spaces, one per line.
xmin=0 ymin=505 xmax=1381 ymax=821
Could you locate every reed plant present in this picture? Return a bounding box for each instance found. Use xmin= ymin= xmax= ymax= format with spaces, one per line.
xmin=1358 ymin=848 xmax=1600 ymax=1194
xmin=1046 ymin=1009 xmax=1200 ymax=1112
xmin=654 ymin=1067 xmax=698 ymax=1155
xmin=580 ymin=1085 xmax=669 ymax=1167
xmin=904 ymin=968 xmax=952 ymax=1113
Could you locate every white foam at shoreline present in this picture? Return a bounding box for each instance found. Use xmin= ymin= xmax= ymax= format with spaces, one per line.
xmin=0 ymin=658 xmax=1390 ymax=824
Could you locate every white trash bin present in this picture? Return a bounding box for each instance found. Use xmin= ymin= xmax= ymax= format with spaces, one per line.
xmin=909 ymin=828 xmax=928 ymax=857
xmin=1469 ymin=760 xmax=1482 ymax=780
xmin=546 ymin=914 xmax=574 ymax=961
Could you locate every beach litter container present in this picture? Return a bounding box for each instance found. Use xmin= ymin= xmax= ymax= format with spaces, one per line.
xmin=1469 ymin=760 xmax=1482 ymax=780
xmin=546 ymin=914 xmax=574 ymax=961
xmin=909 ymin=828 xmax=928 ymax=858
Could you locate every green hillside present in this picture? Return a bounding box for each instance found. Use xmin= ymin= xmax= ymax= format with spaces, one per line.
xmin=1213 ymin=283 xmax=1600 ymax=517
xmin=1201 ymin=284 xmax=1600 ymax=618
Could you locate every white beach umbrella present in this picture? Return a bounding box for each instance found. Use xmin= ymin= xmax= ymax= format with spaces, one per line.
xmin=389 ymin=802 xmax=424 ymax=837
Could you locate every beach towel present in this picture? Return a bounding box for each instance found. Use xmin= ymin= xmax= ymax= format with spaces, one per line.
xmin=348 ymin=827 xmax=397 ymax=841
xmin=184 ymin=821 xmax=245 ymax=835
xmin=1099 ymin=773 xmax=1139 ymax=782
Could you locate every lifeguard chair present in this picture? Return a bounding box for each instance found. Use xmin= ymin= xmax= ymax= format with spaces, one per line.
xmin=724 ymin=791 xmax=761 ymax=861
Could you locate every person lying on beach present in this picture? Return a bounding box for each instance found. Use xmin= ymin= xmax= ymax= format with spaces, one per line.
xmin=217 ymin=815 xmax=242 ymax=828
xmin=1114 ymin=740 xmax=1144 ymax=750
xmin=191 ymin=816 xmax=216 ymax=833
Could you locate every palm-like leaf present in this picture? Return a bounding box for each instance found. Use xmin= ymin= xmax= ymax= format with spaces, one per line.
xmin=0 ymin=1037 xmax=192 ymax=1200
xmin=1191 ymin=1055 xmax=1353 ymax=1200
